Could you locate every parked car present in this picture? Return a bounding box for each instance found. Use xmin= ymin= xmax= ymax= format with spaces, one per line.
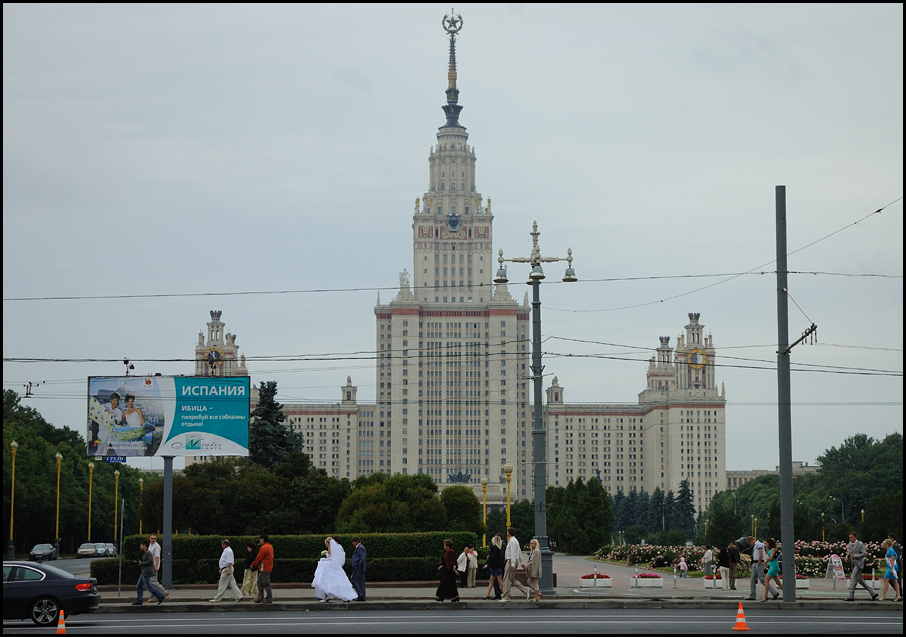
xmin=2 ymin=561 xmax=101 ymax=626
xmin=76 ymin=543 xmax=98 ymax=558
xmin=94 ymin=543 xmax=109 ymax=558
xmin=29 ymin=543 xmax=59 ymax=561
xmin=105 ymin=543 xmax=117 ymax=558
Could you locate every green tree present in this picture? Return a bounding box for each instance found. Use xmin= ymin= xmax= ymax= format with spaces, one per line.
xmin=612 ymin=491 xmax=627 ymax=531
xmin=675 ymin=480 xmax=696 ymax=537
xmin=547 ymin=477 xmax=613 ymax=553
xmin=484 ymin=499 xmax=534 ymax=545
xmin=440 ymin=485 xmax=486 ymax=536
xmin=624 ymin=524 xmax=648 ymax=545
xmin=335 ymin=473 xmax=446 ymax=533
xmin=705 ymin=507 xmax=744 ymax=548
xmin=860 ymin=490 xmax=903 ymax=542
xmin=664 ymin=490 xmax=677 ymax=530
xmin=248 ymin=381 xmax=303 ymax=469
xmin=648 ymin=488 xmax=666 ymax=533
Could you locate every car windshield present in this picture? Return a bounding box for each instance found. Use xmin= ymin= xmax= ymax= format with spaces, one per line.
xmin=31 ymin=563 xmax=77 ymax=579
xmin=33 ymin=544 xmax=52 ymax=550
xmin=95 ymin=543 xmax=106 ymax=548
xmin=79 ymin=543 xmax=95 ymax=550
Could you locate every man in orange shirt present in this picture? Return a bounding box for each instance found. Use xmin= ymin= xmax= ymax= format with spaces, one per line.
xmin=251 ymin=534 xmax=274 ymax=604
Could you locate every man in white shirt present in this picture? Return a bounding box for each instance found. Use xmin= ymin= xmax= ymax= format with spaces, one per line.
xmin=746 ymin=536 xmax=778 ymax=601
xmin=209 ymin=539 xmax=244 ymax=603
xmin=500 ymin=527 xmax=531 ymax=602
xmin=143 ymin=534 xmax=169 ymax=603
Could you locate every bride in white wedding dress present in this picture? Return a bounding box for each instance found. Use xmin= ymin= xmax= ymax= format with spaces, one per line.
xmin=312 ymin=538 xmax=359 ymax=602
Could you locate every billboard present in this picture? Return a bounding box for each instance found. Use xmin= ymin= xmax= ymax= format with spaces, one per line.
xmin=87 ymin=376 xmax=250 ymax=457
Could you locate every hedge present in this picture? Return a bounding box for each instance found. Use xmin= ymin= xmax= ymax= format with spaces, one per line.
xmin=118 ymin=532 xmax=477 ymax=561
xmin=90 ymin=556 xmax=444 ymax=586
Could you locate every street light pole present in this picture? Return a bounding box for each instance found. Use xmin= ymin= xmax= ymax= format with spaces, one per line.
xmin=495 ymin=220 xmax=577 ymax=598
xmin=113 ymin=470 xmax=120 ymax=548
xmin=504 ymin=463 xmax=513 ymax=527
xmin=55 ymin=452 xmax=63 ymax=554
xmin=732 ymin=493 xmax=737 ymax=515
xmin=139 ymin=478 xmax=144 ymax=536
xmin=88 ymin=462 xmax=94 ymax=541
xmin=481 ymin=476 xmax=488 ymax=548
xmin=821 ymin=513 xmax=825 ymax=543
xmin=8 ymin=440 xmax=19 ymax=560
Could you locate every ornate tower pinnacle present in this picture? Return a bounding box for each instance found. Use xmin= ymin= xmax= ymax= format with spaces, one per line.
xmin=441 ymin=9 xmax=464 ymax=129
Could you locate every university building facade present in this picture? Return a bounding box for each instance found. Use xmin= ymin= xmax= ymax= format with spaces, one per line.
xmin=189 ymin=16 xmax=727 ymax=511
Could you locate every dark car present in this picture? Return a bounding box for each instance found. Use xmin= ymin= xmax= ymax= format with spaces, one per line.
xmin=29 ymin=543 xmax=59 ymax=561
xmin=2 ymin=561 xmax=101 ymax=626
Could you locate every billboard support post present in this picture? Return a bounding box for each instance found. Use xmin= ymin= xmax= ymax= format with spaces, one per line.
xmin=162 ymin=456 xmax=173 ymax=589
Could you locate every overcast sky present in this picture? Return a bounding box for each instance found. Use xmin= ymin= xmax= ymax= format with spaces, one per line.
xmin=3 ymin=4 xmax=902 ymax=475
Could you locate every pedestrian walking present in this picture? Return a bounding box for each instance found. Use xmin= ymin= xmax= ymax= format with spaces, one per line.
xmin=889 ymin=533 xmax=903 ymax=597
xmin=728 ymin=541 xmax=740 ymax=590
xmin=745 ymin=536 xmax=778 ymax=600
xmin=500 ymin=526 xmax=530 ymax=602
xmin=457 ymin=546 xmax=470 ymax=588
xmin=879 ymin=539 xmax=902 ymax=602
xmin=350 ymin=535 xmax=367 ymax=601
xmin=702 ymin=546 xmax=713 ymax=578
xmin=241 ymin=541 xmax=258 ymax=597
xmin=209 ymin=539 xmax=244 ymax=603
xmin=144 ymin=534 xmax=169 ymax=603
xmin=845 ymin=531 xmax=879 ymax=601
xmin=132 ymin=539 xmax=165 ymax=606
xmin=525 ymin=538 xmax=542 ymax=601
xmin=312 ymin=537 xmax=358 ymax=602
xmin=435 ymin=539 xmax=460 ymax=602
xmin=678 ymin=556 xmax=688 ymax=578
xmin=482 ymin=534 xmax=504 ymax=600
xmin=466 ymin=545 xmax=478 ymax=588
xmin=761 ymin=538 xmax=784 ymax=602
xmin=718 ymin=544 xmax=731 ymax=591
xmin=251 ymin=534 xmax=274 ymax=604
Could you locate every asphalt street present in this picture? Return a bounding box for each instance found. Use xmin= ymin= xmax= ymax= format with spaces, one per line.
xmin=4 ymin=609 xmax=903 ymax=634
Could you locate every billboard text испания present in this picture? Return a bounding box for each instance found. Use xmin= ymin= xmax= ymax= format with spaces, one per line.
xmin=87 ymin=376 xmax=250 ymax=457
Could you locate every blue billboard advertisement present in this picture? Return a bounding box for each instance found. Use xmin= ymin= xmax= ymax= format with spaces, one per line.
xmin=87 ymin=376 xmax=250 ymax=457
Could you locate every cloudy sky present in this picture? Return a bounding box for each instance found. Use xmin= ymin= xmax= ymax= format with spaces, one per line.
xmin=3 ymin=4 xmax=902 ymax=474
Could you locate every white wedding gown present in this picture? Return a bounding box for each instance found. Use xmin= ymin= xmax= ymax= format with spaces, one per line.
xmin=312 ymin=540 xmax=359 ymax=601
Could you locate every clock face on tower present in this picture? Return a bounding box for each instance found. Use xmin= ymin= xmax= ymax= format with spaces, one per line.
xmin=446 ymin=212 xmax=461 ymax=233
xmin=689 ymin=349 xmax=707 ymax=369
xmin=205 ymin=347 xmax=223 ymax=367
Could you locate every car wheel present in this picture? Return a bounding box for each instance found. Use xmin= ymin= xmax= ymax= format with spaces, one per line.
xmin=30 ymin=597 xmax=60 ymax=626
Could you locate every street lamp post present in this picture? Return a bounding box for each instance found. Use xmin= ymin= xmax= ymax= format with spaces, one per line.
xmin=704 ymin=520 xmax=709 ymax=541
xmin=480 ymin=476 xmax=488 ymax=548
xmin=503 ymin=463 xmax=513 ymax=527
xmin=88 ymin=462 xmax=94 ymax=541
xmin=8 ymin=440 xmax=19 ymax=560
xmin=139 ymin=478 xmax=144 ymax=536
xmin=860 ymin=509 xmax=864 ymax=523
xmin=831 ymin=496 xmax=844 ymax=524
xmin=821 ymin=513 xmax=825 ymax=542
xmin=54 ymin=452 xmax=63 ymax=554
xmin=495 ymin=220 xmax=577 ymax=598
xmin=732 ymin=493 xmax=737 ymax=515
xmin=754 ymin=517 xmax=758 ymax=538
xmin=113 ymin=470 xmax=120 ymax=549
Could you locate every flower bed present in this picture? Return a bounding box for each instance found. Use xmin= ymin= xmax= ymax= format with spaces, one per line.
xmin=631 ymin=574 xmax=664 ymax=588
xmin=580 ymin=574 xmax=613 ymax=587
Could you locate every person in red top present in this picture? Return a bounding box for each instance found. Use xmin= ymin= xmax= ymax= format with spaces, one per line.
xmin=435 ymin=539 xmax=460 ymax=602
xmin=251 ymin=534 xmax=274 ymax=604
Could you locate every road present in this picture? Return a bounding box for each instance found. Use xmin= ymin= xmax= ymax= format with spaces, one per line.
xmin=4 ymin=609 xmax=902 ymax=634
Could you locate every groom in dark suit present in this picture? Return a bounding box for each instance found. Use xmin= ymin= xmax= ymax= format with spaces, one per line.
xmin=351 ymin=536 xmax=367 ymax=601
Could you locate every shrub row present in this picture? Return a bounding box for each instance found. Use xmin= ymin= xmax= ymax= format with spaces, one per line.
xmin=121 ymin=531 xmax=477 ymax=562
xmin=90 ymin=556 xmax=445 ymax=586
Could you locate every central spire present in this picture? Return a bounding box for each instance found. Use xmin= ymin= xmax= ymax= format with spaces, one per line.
xmin=441 ymin=9 xmax=464 ymax=129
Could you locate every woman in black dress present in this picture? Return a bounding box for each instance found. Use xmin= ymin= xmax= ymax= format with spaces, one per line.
xmin=435 ymin=539 xmax=460 ymax=602
xmin=482 ymin=534 xmax=504 ymax=599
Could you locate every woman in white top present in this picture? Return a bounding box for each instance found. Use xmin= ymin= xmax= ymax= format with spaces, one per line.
xmin=312 ymin=538 xmax=359 ymax=602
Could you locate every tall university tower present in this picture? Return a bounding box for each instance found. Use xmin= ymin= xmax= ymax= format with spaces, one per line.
xmin=374 ymin=12 xmax=532 ymax=502
xmin=190 ymin=13 xmax=727 ymax=512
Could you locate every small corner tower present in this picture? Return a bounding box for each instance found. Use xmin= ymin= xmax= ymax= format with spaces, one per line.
xmin=194 ymin=310 xmax=249 ymax=377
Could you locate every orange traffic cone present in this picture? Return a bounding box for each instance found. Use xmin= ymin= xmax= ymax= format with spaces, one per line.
xmin=732 ymin=602 xmax=750 ymax=631
xmin=56 ymin=609 xmax=66 ymax=634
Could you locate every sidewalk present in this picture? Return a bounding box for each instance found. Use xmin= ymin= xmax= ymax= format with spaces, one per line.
xmin=96 ymin=554 xmax=901 ymax=611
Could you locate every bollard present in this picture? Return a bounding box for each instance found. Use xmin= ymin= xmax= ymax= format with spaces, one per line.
xmin=634 ymin=566 xmax=638 ymax=588
xmin=674 ymin=572 xmax=678 ymax=589
xmin=594 ymin=564 xmax=597 ymax=588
